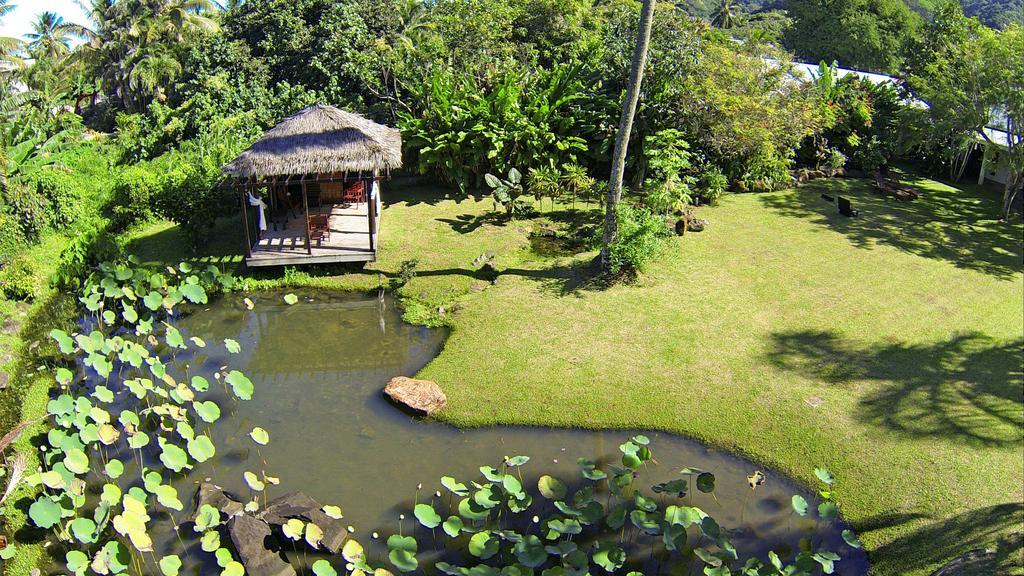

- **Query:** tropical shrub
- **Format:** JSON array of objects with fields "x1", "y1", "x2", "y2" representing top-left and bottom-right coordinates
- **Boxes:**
[
  {"x1": 484, "y1": 168, "x2": 533, "y2": 218},
  {"x1": 108, "y1": 165, "x2": 162, "y2": 230},
  {"x1": 604, "y1": 203, "x2": 670, "y2": 275},
  {"x1": 0, "y1": 255, "x2": 40, "y2": 301},
  {"x1": 29, "y1": 170, "x2": 86, "y2": 230},
  {"x1": 0, "y1": 206, "x2": 28, "y2": 262},
  {"x1": 698, "y1": 164, "x2": 729, "y2": 204},
  {"x1": 643, "y1": 130, "x2": 697, "y2": 215},
  {"x1": 51, "y1": 223, "x2": 119, "y2": 289},
  {"x1": 1, "y1": 182, "x2": 50, "y2": 242},
  {"x1": 156, "y1": 166, "x2": 233, "y2": 251},
  {"x1": 399, "y1": 64, "x2": 592, "y2": 191}
]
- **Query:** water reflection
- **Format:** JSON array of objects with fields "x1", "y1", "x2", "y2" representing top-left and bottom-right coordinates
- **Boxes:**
[{"x1": 156, "y1": 290, "x2": 867, "y2": 574}]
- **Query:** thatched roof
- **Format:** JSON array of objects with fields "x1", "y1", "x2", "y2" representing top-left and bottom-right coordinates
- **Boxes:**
[{"x1": 222, "y1": 104, "x2": 402, "y2": 179}]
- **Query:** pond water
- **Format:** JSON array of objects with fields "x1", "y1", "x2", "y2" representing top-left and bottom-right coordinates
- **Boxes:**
[{"x1": 75, "y1": 290, "x2": 869, "y2": 574}]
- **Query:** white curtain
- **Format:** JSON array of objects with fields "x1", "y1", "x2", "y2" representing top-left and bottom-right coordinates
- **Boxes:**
[{"x1": 247, "y1": 192, "x2": 268, "y2": 232}]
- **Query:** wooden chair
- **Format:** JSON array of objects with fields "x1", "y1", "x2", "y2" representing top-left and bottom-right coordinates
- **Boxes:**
[
  {"x1": 343, "y1": 180, "x2": 365, "y2": 203},
  {"x1": 308, "y1": 214, "x2": 331, "y2": 245}
]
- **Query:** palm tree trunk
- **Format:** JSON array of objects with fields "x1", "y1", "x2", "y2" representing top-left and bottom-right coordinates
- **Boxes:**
[{"x1": 601, "y1": 0, "x2": 657, "y2": 269}]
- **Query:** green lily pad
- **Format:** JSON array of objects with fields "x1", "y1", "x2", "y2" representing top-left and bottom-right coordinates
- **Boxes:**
[
  {"x1": 187, "y1": 435, "x2": 216, "y2": 462},
  {"x1": 442, "y1": 515, "x2": 464, "y2": 537},
  {"x1": 225, "y1": 370, "x2": 253, "y2": 400},
  {"x1": 29, "y1": 496, "x2": 62, "y2": 528},
  {"x1": 159, "y1": 555, "x2": 182, "y2": 576},
  {"x1": 792, "y1": 494, "x2": 809, "y2": 516},
  {"x1": 195, "y1": 400, "x2": 220, "y2": 423},
  {"x1": 469, "y1": 531, "x2": 499, "y2": 559},
  {"x1": 538, "y1": 475, "x2": 567, "y2": 500},
  {"x1": 283, "y1": 293, "x2": 299, "y2": 305},
  {"x1": 415, "y1": 503, "x2": 442, "y2": 528},
  {"x1": 312, "y1": 560, "x2": 338, "y2": 576},
  {"x1": 249, "y1": 427, "x2": 269, "y2": 445},
  {"x1": 64, "y1": 448, "x2": 90, "y2": 475}
]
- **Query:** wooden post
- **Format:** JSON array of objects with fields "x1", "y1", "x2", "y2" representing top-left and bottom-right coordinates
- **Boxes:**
[
  {"x1": 302, "y1": 180, "x2": 312, "y2": 255},
  {"x1": 367, "y1": 177, "x2": 376, "y2": 253},
  {"x1": 240, "y1": 186, "x2": 252, "y2": 258}
]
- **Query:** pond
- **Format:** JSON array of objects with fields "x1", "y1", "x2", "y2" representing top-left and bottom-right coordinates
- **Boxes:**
[
  {"x1": 168, "y1": 290, "x2": 868, "y2": 574},
  {"x1": 69, "y1": 289, "x2": 868, "y2": 575}
]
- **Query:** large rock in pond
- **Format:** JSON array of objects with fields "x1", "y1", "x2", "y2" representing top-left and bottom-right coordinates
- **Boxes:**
[
  {"x1": 261, "y1": 492, "x2": 348, "y2": 554},
  {"x1": 228, "y1": 515, "x2": 297, "y2": 576},
  {"x1": 194, "y1": 482, "x2": 245, "y2": 519},
  {"x1": 384, "y1": 376, "x2": 446, "y2": 415}
]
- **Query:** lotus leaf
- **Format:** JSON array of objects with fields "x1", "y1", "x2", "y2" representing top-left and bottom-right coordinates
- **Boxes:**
[
  {"x1": 342, "y1": 539, "x2": 365, "y2": 563},
  {"x1": 593, "y1": 545, "x2": 625, "y2": 572},
  {"x1": 323, "y1": 504, "x2": 343, "y2": 519},
  {"x1": 156, "y1": 485, "x2": 184, "y2": 510},
  {"x1": 415, "y1": 503, "x2": 442, "y2": 528},
  {"x1": 29, "y1": 496, "x2": 62, "y2": 528},
  {"x1": 441, "y1": 476, "x2": 469, "y2": 496},
  {"x1": 225, "y1": 370, "x2": 253, "y2": 400},
  {"x1": 187, "y1": 435, "x2": 216, "y2": 462},
  {"x1": 201, "y1": 530, "x2": 221, "y2": 552},
  {"x1": 244, "y1": 471, "x2": 265, "y2": 491},
  {"x1": 70, "y1": 517, "x2": 98, "y2": 543},
  {"x1": 214, "y1": 547, "x2": 233, "y2": 567},
  {"x1": 159, "y1": 555, "x2": 182, "y2": 576},
  {"x1": 696, "y1": 472, "x2": 716, "y2": 493},
  {"x1": 818, "y1": 501, "x2": 838, "y2": 521},
  {"x1": 312, "y1": 560, "x2": 338, "y2": 576},
  {"x1": 249, "y1": 426, "x2": 269, "y2": 445},
  {"x1": 469, "y1": 531, "x2": 499, "y2": 559},
  {"x1": 283, "y1": 518, "x2": 304, "y2": 540},
  {"x1": 224, "y1": 338, "x2": 241, "y2": 353},
  {"x1": 64, "y1": 448, "x2": 90, "y2": 475},
  {"x1": 66, "y1": 550, "x2": 89, "y2": 574},
  {"x1": 791, "y1": 495, "x2": 809, "y2": 516},
  {"x1": 159, "y1": 440, "x2": 189, "y2": 472},
  {"x1": 222, "y1": 561, "x2": 244, "y2": 576},
  {"x1": 283, "y1": 293, "x2": 299, "y2": 305},
  {"x1": 306, "y1": 522, "x2": 325, "y2": 548},
  {"x1": 513, "y1": 534, "x2": 546, "y2": 567},
  {"x1": 194, "y1": 504, "x2": 220, "y2": 532},
  {"x1": 538, "y1": 475, "x2": 566, "y2": 500},
  {"x1": 442, "y1": 515, "x2": 464, "y2": 537}
]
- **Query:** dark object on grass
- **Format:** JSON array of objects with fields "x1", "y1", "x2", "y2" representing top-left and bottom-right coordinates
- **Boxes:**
[
  {"x1": 675, "y1": 216, "x2": 707, "y2": 235},
  {"x1": 838, "y1": 196, "x2": 858, "y2": 217},
  {"x1": 873, "y1": 172, "x2": 919, "y2": 200},
  {"x1": 821, "y1": 193, "x2": 834, "y2": 202}
]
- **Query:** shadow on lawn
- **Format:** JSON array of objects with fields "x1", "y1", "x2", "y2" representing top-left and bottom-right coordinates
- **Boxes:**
[
  {"x1": 766, "y1": 330, "x2": 1023, "y2": 447},
  {"x1": 855, "y1": 503, "x2": 1023, "y2": 575},
  {"x1": 758, "y1": 178, "x2": 1024, "y2": 280}
]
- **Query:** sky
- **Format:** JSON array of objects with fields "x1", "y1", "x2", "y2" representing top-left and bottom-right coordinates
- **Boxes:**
[{"x1": 0, "y1": 0, "x2": 89, "y2": 42}]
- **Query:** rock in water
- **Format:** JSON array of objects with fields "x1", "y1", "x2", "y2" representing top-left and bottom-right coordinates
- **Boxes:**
[
  {"x1": 228, "y1": 515, "x2": 296, "y2": 576},
  {"x1": 261, "y1": 492, "x2": 347, "y2": 554},
  {"x1": 383, "y1": 376, "x2": 447, "y2": 415},
  {"x1": 194, "y1": 482, "x2": 245, "y2": 519}
]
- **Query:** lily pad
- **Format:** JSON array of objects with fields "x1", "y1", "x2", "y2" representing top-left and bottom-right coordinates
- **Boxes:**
[
  {"x1": 249, "y1": 427, "x2": 269, "y2": 445},
  {"x1": 159, "y1": 555, "x2": 182, "y2": 576},
  {"x1": 415, "y1": 503, "x2": 442, "y2": 529},
  {"x1": 538, "y1": 475, "x2": 567, "y2": 500}
]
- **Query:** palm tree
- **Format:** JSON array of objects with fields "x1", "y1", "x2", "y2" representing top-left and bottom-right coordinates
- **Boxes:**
[
  {"x1": 0, "y1": 0, "x2": 23, "y2": 66},
  {"x1": 64, "y1": 0, "x2": 218, "y2": 111},
  {"x1": 711, "y1": 0, "x2": 740, "y2": 28},
  {"x1": 26, "y1": 11, "x2": 73, "y2": 59},
  {"x1": 601, "y1": 0, "x2": 657, "y2": 270}
]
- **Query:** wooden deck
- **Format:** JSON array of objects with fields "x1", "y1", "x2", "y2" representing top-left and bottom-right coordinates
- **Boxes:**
[{"x1": 245, "y1": 202, "x2": 377, "y2": 267}]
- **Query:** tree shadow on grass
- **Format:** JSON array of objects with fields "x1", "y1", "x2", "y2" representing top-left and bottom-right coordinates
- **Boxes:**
[
  {"x1": 855, "y1": 503, "x2": 1023, "y2": 575},
  {"x1": 766, "y1": 330, "x2": 1023, "y2": 447},
  {"x1": 758, "y1": 178, "x2": 1024, "y2": 280}
]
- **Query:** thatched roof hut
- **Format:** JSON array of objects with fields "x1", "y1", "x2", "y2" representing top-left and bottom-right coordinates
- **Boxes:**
[
  {"x1": 222, "y1": 104, "x2": 402, "y2": 179},
  {"x1": 222, "y1": 104, "x2": 402, "y2": 268}
]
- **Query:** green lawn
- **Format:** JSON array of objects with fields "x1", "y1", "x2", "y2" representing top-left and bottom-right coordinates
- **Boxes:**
[{"x1": 126, "y1": 174, "x2": 1024, "y2": 575}]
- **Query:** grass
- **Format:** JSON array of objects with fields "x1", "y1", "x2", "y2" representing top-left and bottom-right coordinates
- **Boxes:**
[
  {"x1": 0, "y1": 231, "x2": 80, "y2": 575},
  {"x1": 122, "y1": 174, "x2": 1024, "y2": 574}
]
